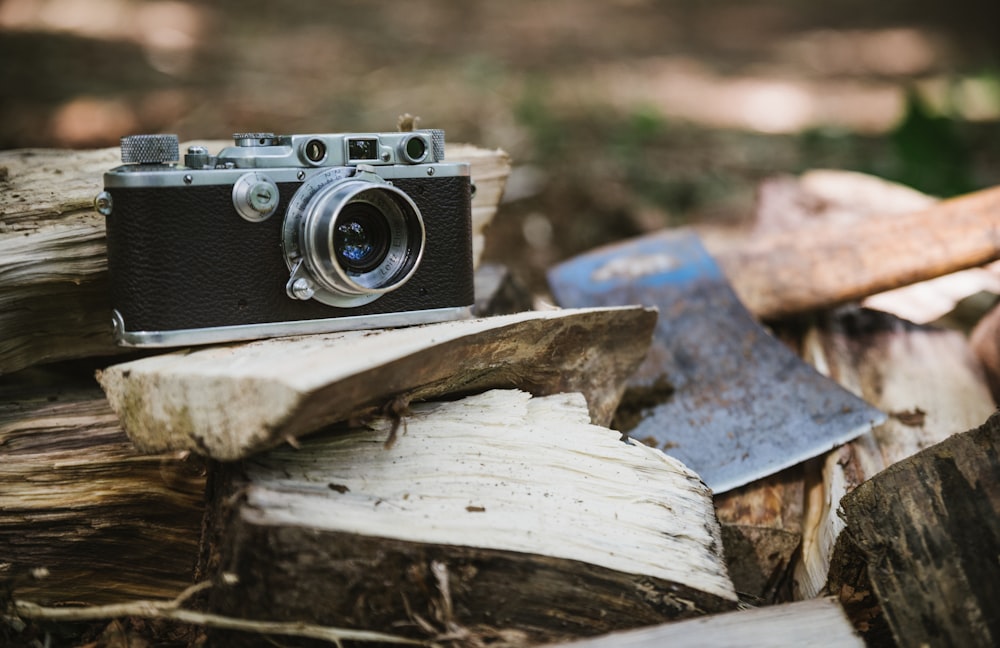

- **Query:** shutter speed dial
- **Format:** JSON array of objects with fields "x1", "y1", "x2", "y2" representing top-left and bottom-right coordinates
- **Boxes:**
[{"x1": 232, "y1": 172, "x2": 280, "y2": 222}]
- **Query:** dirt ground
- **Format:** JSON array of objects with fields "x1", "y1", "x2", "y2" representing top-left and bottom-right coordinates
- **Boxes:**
[{"x1": 2, "y1": 0, "x2": 999, "y2": 291}]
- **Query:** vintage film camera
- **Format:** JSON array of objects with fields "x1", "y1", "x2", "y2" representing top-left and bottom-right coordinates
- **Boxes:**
[{"x1": 95, "y1": 130, "x2": 474, "y2": 347}]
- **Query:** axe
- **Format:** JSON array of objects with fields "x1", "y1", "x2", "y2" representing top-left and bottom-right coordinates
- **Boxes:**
[{"x1": 548, "y1": 185, "x2": 1000, "y2": 492}]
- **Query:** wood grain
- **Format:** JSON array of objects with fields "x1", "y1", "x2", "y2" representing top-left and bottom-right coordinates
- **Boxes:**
[
  {"x1": 794, "y1": 308, "x2": 996, "y2": 602},
  {"x1": 831, "y1": 411, "x2": 1000, "y2": 647},
  {"x1": 0, "y1": 379, "x2": 205, "y2": 605},
  {"x1": 713, "y1": 468, "x2": 804, "y2": 604}
]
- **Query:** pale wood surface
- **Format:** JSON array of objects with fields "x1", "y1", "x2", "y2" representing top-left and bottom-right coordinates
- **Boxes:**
[
  {"x1": 447, "y1": 143, "x2": 511, "y2": 266},
  {"x1": 206, "y1": 389, "x2": 736, "y2": 646},
  {"x1": 754, "y1": 169, "x2": 937, "y2": 231},
  {"x1": 0, "y1": 142, "x2": 509, "y2": 375},
  {"x1": 97, "y1": 306, "x2": 657, "y2": 460},
  {"x1": 545, "y1": 597, "x2": 862, "y2": 648}
]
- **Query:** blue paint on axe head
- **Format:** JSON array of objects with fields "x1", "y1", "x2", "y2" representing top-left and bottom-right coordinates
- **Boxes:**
[{"x1": 550, "y1": 230, "x2": 722, "y2": 297}]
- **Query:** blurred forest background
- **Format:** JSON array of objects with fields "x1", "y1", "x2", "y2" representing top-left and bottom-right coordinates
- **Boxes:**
[{"x1": 2, "y1": 0, "x2": 999, "y2": 289}]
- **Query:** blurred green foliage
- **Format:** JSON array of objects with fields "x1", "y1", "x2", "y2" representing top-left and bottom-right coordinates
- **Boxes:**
[
  {"x1": 514, "y1": 78, "x2": 567, "y2": 161},
  {"x1": 608, "y1": 106, "x2": 700, "y2": 215},
  {"x1": 887, "y1": 90, "x2": 975, "y2": 197}
]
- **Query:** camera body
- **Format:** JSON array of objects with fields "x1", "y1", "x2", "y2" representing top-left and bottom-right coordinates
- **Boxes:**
[{"x1": 98, "y1": 131, "x2": 474, "y2": 347}]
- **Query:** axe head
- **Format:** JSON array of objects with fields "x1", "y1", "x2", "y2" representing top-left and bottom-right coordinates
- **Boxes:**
[{"x1": 548, "y1": 229, "x2": 885, "y2": 493}]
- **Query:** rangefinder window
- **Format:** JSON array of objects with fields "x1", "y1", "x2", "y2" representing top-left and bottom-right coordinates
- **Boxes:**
[
  {"x1": 304, "y1": 139, "x2": 327, "y2": 163},
  {"x1": 396, "y1": 135, "x2": 427, "y2": 164},
  {"x1": 348, "y1": 138, "x2": 379, "y2": 162}
]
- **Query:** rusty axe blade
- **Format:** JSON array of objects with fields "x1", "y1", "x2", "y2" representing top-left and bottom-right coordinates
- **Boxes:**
[{"x1": 548, "y1": 229, "x2": 885, "y2": 493}]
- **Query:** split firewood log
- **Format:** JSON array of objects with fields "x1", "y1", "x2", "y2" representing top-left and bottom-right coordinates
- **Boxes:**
[
  {"x1": 96, "y1": 306, "x2": 656, "y2": 460},
  {"x1": 718, "y1": 170, "x2": 998, "y2": 601},
  {"x1": 3, "y1": 305, "x2": 656, "y2": 633},
  {"x1": 0, "y1": 370, "x2": 205, "y2": 605},
  {"x1": 794, "y1": 308, "x2": 995, "y2": 622},
  {"x1": 201, "y1": 389, "x2": 738, "y2": 646},
  {"x1": 544, "y1": 597, "x2": 862, "y2": 648},
  {"x1": 828, "y1": 410, "x2": 1000, "y2": 647}
]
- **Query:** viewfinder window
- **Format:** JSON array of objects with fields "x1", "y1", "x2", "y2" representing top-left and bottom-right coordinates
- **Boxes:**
[{"x1": 348, "y1": 138, "x2": 379, "y2": 162}]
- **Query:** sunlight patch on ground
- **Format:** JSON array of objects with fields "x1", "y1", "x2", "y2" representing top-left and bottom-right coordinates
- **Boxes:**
[
  {"x1": 776, "y1": 28, "x2": 940, "y2": 77},
  {"x1": 560, "y1": 57, "x2": 905, "y2": 134},
  {"x1": 0, "y1": 0, "x2": 208, "y2": 75},
  {"x1": 557, "y1": 54, "x2": 999, "y2": 134}
]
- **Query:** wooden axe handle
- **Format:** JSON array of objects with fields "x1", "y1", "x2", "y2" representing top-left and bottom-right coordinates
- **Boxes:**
[{"x1": 717, "y1": 185, "x2": 1000, "y2": 320}]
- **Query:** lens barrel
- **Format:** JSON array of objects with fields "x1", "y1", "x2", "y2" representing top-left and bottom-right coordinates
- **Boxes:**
[{"x1": 298, "y1": 179, "x2": 425, "y2": 306}]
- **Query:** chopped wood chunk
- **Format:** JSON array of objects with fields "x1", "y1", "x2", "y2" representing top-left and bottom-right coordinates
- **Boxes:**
[
  {"x1": 205, "y1": 389, "x2": 737, "y2": 645},
  {"x1": 97, "y1": 307, "x2": 657, "y2": 460},
  {"x1": 829, "y1": 410, "x2": 1000, "y2": 647},
  {"x1": 0, "y1": 383, "x2": 205, "y2": 605}
]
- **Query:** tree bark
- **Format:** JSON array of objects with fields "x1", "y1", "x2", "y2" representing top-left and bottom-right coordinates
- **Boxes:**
[{"x1": 829, "y1": 411, "x2": 1000, "y2": 648}]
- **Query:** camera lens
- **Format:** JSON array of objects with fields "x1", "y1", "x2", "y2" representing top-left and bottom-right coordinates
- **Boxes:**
[
  {"x1": 333, "y1": 204, "x2": 390, "y2": 274},
  {"x1": 292, "y1": 178, "x2": 425, "y2": 306}
]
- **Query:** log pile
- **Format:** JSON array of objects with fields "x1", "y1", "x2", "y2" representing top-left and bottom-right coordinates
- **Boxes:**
[{"x1": 2, "y1": 142, "x2": 1000, "y2": 648}]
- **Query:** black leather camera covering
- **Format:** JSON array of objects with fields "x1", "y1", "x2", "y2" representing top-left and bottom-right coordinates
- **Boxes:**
[{"x1": 105, "y1": 176, "x2": 474, "y2": 331}]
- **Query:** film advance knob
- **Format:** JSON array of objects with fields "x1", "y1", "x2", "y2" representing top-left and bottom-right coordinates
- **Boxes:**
[{"x1": 120, "y1": 134, "x2": 180, "y2": 165}]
